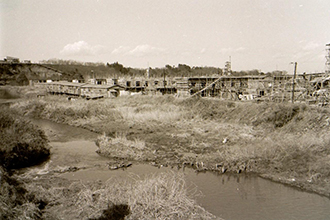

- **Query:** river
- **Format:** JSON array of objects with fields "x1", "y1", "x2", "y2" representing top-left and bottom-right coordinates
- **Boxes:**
[{"x1": 33, "y1": 119, "x2": 330, "y2": 220}]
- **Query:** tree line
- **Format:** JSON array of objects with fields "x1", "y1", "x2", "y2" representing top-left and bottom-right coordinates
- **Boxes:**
[{"x1": 40, "y1": 59, "x2": 287, "y2": 80}]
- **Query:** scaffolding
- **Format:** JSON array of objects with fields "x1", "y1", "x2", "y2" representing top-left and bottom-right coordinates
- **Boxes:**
[{"x1": 326, "y1": 43, "x2": 330, "y2": 75}]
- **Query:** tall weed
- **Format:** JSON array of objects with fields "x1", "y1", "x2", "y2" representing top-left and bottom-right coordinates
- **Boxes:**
[
  {"x1": 95, "y1": 133, "x2": 150, "y2": 160},
  {"x1": 253, "y1": 103, "x2": 303, "y2": 128},
  {"x1": 72, "y1": 172, "x2": 215, "y2": 219}
]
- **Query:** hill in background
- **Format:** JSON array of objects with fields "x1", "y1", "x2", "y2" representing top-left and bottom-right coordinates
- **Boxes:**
[{"x1": 1, "y1": 59, "x2": 286, "y2": 85}]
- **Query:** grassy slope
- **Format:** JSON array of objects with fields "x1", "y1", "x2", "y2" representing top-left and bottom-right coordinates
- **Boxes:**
[
  {"x1": 0, "y1": 110, "x2": 50, "y2": 169},
  {"x1": 0, "y1": 107, "x2": 51, "y2": 219}
]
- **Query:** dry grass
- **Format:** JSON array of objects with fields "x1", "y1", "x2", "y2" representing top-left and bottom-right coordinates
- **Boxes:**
[
  {"x1": 1, "y1": 85, "x2": 46, "y2": 99},
  {"x1": 95, "y1": 133, "x2": 152, "y2": 160},
  {"x1": 11, "y1": 202, "x2": 42, "y2": 220},
  {"x1": 258, "y1": 132, "x2": 330, "y2": 178},
  {"x1": 67, "y1": 172, "x2": 217, "y2": 219},
  {"x1": 12, "y1": 95, "x2": 330, "y2": 179},
  {"x1": 207, "y1": 130, "x2": 330, "y2": 181},
  {"x1": 117, "y1": 105, "x2": 183, "y2": 124},
  {"x1": 0, "y1": 168, "x2": 45, "y2": 220},
  {"x1": 107, "y1": 95, "x2": 189, "y2": 125},
  {"x1": 19, "y1": 172, "x2": 218, "y2": 219},
  {"x1": 10, "y1": 94, "x2": 186, "y2": 126},
  {"x1": 9, "y1": 90, "x2": 330, "y2": 196},
  {"x1": 10, "y1": 95, "x2": 122, "y2": 125}
]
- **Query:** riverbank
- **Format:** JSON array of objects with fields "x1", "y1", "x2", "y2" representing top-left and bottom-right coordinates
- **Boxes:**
[
  {"x1": 0, "y1": 109, "x2": 51, "y2": 219},
  {"x1": 6, "y1": 86, "x2": 330, "y2": 199},
  {"x1": 0, "y1": 119, "x2": 219, "y2": 220},
  {"x1": 11, "y1": 90, "x2": 330, "y2": 196},
  {"x1": 1, "y1": 90, "x2": 220, "y2": 219}
]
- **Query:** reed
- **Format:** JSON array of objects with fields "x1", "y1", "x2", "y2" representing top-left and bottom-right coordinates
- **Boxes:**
[
  {"x1": 95, "y1": 133, "x2": 151, "y2": 160},
  {"x1": 73, "y1": 172, "x2": 217, "y2": 219},
  {"x1": 117, "y1": 105, "x2": 183, "y2": 124}
]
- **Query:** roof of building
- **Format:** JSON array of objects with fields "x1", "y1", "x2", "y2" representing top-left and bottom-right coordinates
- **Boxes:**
[
  {"x1": 174, "y1": 75, "x2": 268, "y2": 81},
  {"x1": 5, "y1": 56, "x2": 19, "y2": 60},
  {"x1": 81, "y1": 84, "x2": 126, "y2": 89},
  {"x1": 50, "y1": 81, "x2": 88, "y2": 87}
]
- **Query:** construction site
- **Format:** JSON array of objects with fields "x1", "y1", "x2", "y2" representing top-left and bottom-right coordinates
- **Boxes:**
[
  {"x1": 1, "y1": 44, "x2": 330, "y2": 107},
  {"x1": 3, "y1": 1, "x2": 330, "y2": 219}
]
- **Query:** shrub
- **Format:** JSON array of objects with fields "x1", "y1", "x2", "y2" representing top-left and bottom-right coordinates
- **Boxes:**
[
  {"x1": 0, "y1": 167, "x2": 46, "y2": 220},
  {"x1": 0, "y1": 87, "x2": 20, "y2": 99},
  {"x1": 0, "y1": 107, "x2": 50, "y2": 169}
]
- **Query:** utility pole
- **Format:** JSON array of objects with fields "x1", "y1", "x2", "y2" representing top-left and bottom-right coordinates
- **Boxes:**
[
  {"x1": 91, "y1": 70, "x2": 94, "y2": 84},
  {"x1": 163, "y1": 69, "x2": 166, "y2": 89},
  {"x1": 291, "y1": 62, "x2": 297, "y2": 103}
]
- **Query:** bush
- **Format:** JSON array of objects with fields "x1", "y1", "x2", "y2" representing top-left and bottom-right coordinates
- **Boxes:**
[
  {"x1": 0, "y1": 167, "x2": 46, "y2": 220},
  {"x1": 0, "y1": 87, "x2": 20, "y2": 99},
  {"x1": 0, "y1": 107, "x2": 50, "y2": 169}
]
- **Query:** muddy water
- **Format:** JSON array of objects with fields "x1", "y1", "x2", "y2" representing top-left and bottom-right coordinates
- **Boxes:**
[{"x1": 34, "y1": 119, "x2": 330, "y2": 220}]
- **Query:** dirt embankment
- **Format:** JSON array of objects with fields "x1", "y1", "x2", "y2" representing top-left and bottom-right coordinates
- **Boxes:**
[{"x1": 9, "y1": 93, "x2": 330, "y2": 198}]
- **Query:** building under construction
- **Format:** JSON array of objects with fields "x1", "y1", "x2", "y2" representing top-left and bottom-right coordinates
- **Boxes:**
[
  {"x1": 29, "y1": 43, "x2": 330, "y2": 105},
  {"x1": 36, "y1": 72, "x2": 324, "y2": 105}
]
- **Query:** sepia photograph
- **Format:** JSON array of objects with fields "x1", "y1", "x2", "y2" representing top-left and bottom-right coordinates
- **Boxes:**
[{"x1": 1, "y1": 0, "x2": 330, "y2": 219}]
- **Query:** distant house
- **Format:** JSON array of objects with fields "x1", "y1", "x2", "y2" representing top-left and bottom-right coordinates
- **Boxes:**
[
  {"x1": 174, "y1": 75, "x2": 269, "y2": 99},
  {"x1": 80, "y1": 84, "x2": 125, "y2": 99},
  {"x1": 71, "y1": 72, "x2": 85, "y2": 83},
  {"x1": 89, "y1": 78, "x2": 107, "y2": 85},
  {"x1": 125, "y1": 79, "x2": 145, "y2": 93},
  {"x1": 4, "y1": 56, "x2": 20, "y2": 63},
  {"x1": 95, "y1": 79, "x2": 107, "y2": 85},
  {"x1": 45, "y1": 81, "x2": 85, "y2": 96}
]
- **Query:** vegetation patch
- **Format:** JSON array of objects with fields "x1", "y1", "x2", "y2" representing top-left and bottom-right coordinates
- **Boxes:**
[
  {"x1": 0, "y1": 87, "x2": 20, "y2": 99},
  {"x1": 23, "y1": 172, "x2": 217, "y2": 219},
  {"x1": 0, "y1": 168, "x2": 45, "y2": 220},
  {"x1": 0, "y1": 106, "x2": 51, "y2": 219},
  {"x1": 0, "y1": 107, "x2": 50, "y2": 169},
  {"x1": 252, "y1": 103, "x2": 302, "y2": 128},
  {"x1": 95, "y1": 133, "x2": 154, "y2": 161},
  {"x1": 8, "y1": 91, "x2": 330, "y2": 198}
]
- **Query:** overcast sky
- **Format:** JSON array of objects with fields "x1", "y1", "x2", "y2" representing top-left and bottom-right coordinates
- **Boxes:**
[{"x1": 1, "y1": 0, "x2": 329, "y2": 73}]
